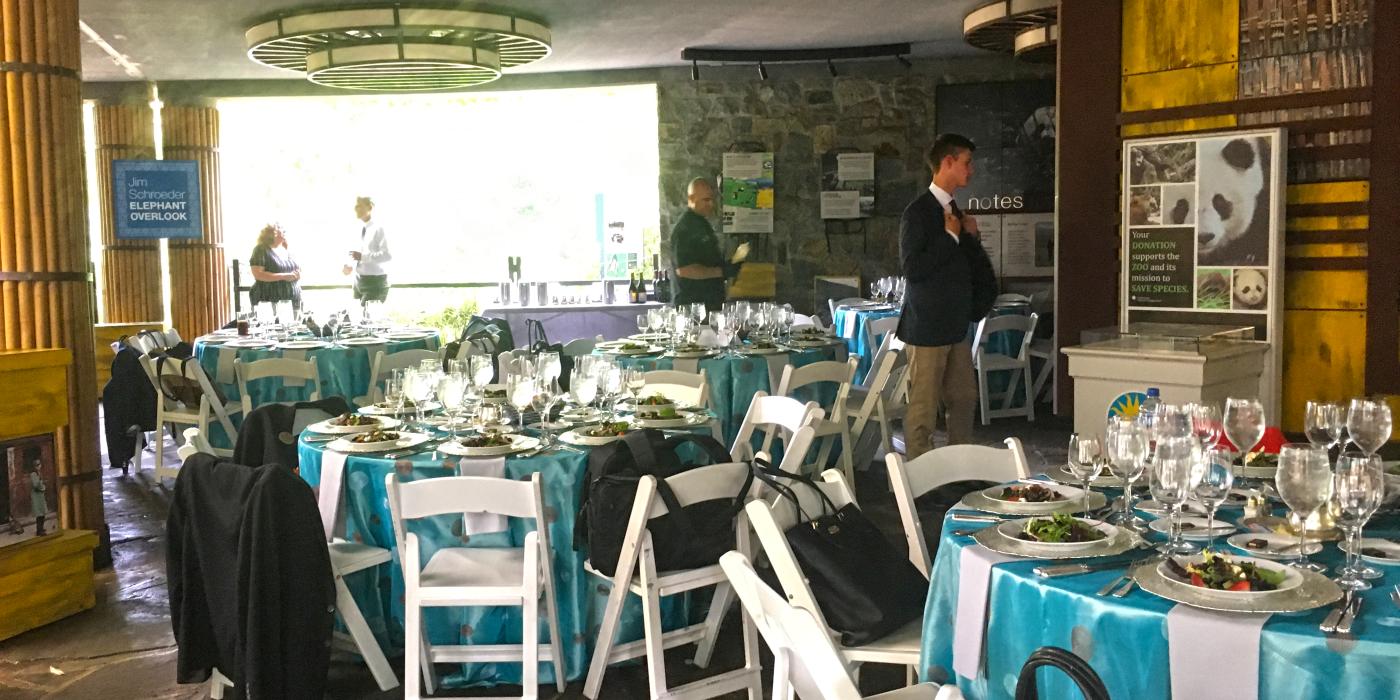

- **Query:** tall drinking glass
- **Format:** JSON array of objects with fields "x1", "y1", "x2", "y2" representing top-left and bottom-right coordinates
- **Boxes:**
[
  {"x1": 1066, "y1": 433, "x2": 1104, "y2": 516},
  {"x1": 1193, "y1": 447, "x2": 1235, "y2": 550},
  {"x1": 508, "y1": 373, "x2": 537, "y2": 429},
  {"x1": 1333, "y1": 452, "x2": 1385, "y2": 589},
  {"x1": 1189, "y1": 403, "x2": 1223, "y2": 449},
  {"x1": 1106, "y1": 417, "x2": 1149, "y2": 529},
  {"x1": 1223, "y1": 397, "x2": 1266, "y2": 468},
  {"x1": 436, "y1": 372, "x2": 467, "y2": 438},
  {"x1": 570, "y1": 367, "x2": 597, "y2": 418},
  {"x1": 1150, "y1": 436, "x2": 1198, "y2": 553},
  {"x1": 1346, "y1": 398, "x2": 1392, "y2": 457},
  {"x1": 1276, "y1": 443, "x2": 1333, "y2": 572},
  {"x1": 1304, "y1": 401, "x2": 1344, "y2": 451}
]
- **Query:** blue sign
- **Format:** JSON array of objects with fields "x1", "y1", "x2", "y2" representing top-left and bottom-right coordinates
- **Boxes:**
[{"x1": 112, "y1": 159, "x2": 202, "y2": 239}]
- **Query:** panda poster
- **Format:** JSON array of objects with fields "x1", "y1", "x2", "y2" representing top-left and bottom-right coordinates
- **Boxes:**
[
  {"x1": 1121, "y1": 129, "x2": 1282, "y2": 315},
  {"x1": 721, "y1": 152, "x2": 775, "y2": 234}
]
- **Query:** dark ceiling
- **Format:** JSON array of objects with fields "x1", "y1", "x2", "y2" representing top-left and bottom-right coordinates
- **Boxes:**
[{"x1": 77, "y1": 0, "x2": 989, "y2": 82}]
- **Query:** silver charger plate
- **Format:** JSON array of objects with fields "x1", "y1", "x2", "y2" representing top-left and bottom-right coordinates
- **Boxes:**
[
  {"x1": 1134, "y1": 560, "x2": 1342, "y2": 613},
  {"x1": 1045, "y1": 464, "x2": 1126, "y2": 488},
  {"x1": 959, "y1": 488, "x2": 1108, "y2": 516},
  {"x1": 972, "y1": 523, "x2": 1140, "y2": 560}
]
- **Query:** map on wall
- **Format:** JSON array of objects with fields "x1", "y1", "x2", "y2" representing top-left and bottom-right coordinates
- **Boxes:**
[{"x1": 722, "y1": 152, "x2": 774, "y2": 234}]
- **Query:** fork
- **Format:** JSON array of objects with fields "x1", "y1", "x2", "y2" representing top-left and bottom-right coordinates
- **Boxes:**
[
  {"x1": 1390, "y1": 584, "x2": 1400, "y2": 610},
  {"x1": 1097, "y1": 574, "x2": 1132, "y2": 597}
]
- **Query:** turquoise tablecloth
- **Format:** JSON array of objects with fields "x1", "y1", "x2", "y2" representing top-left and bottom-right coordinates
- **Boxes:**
[
  {"x1": 919, "y1": 500, "x2": 1400, "y2": 699},
  {"x1": 195, "y1": 335, "x2": 439, "y2": 406},
  {"x1": 610, "y1": 347, "x2": 843, "y2": 446},
  {"x1": 298, "y1": 436, "x2": 689, "y2": 688},
  {"x1": 832, "y1": 306, "x2": 900, "y2": 384}
]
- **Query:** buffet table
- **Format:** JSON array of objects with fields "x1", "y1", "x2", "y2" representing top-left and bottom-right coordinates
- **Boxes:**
[
  {"x1": 919, "y1": 497, "x2": 1400, "y2": 699},
  {"x1": 481, "y1": 301, "x2": 665, "y2": 345}
]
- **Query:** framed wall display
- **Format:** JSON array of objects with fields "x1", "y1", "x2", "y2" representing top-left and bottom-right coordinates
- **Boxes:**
[
  {"x1": 111, "y1": 159, "x2": 203, "y2": 240},
  {"x1": 820, "y1": 152, "x2": 875, "y2": 220},
  {"x1": 1, "y1": 434, "x2": 58, "y2": 549},
  {"x1": 721, "y1": 152, "x2": 774, "y2": 234},
  {"x1": 1119, "y1": 127, "x2": 1286, "y2": 416}
]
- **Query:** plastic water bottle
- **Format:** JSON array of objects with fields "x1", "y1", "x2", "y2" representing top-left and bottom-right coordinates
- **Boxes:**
[{"x1": 1139, "y1": 387, "x2": 1161, "y2": 462}]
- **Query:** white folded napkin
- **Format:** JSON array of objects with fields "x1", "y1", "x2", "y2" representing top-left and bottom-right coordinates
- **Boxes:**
[
  {"x1": 1167, "y1": 605, "x2": 1270, "y2": 700},
  {"x1": 842, "y1": 311, "x2": 858, "y2": 339},
  {"x1": 672, "y1": 358, "x2": 700, "y2": 374},
  {"x1": 457, "y1": 457, "x2": 509, "y2": 535},
  {"x1": 953, "y1": 544, "x2": 1022, "y2": 679},
  {"x1": 317, "y1": 450, "x2": 349, "y2": 541},
  {"x1": 697, "y1": 328, "x2": 719, "y2": 347},
  {"x1": 215, "y1": 346, "x2": 236, "y2": 384}
]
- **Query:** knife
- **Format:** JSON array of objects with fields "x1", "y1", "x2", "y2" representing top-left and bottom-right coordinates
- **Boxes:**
[
  {"x1": 1336, "y1": 594, "x2": 1364, "y2": 635},
  {"x1": 1320, "y1": 591, "x2": 1353, "y2": 634},
  {"x1": 1035, "y1": 559, "x2": 1133, "y2": 578},
  {"x1": 950, "y1": 513, "x2": 1005, "y2": 523}
]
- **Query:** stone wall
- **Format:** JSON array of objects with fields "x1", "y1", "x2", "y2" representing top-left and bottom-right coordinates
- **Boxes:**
[{"x1": 655, "y1": 58, "x2": 1051, "y2": 313}]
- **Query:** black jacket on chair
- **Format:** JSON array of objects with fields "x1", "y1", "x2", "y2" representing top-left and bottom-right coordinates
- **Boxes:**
[
  {"x1": 166, "y1": 453, "x2": 334, "y2": 700},
  {"x1": 233, "y1": 397, "x2": 351, "y2": 469},
  {"x1": 102, "y1": 344, "x2": 158, "y2": 471},
  {"x1": 894, "y1": 191, "x2": 998, "y2": 347}
]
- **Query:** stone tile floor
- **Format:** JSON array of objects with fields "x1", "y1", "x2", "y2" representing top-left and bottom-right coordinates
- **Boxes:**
[{"x1": 0, "y1": 412, "x2": 1071, "y2": 699}]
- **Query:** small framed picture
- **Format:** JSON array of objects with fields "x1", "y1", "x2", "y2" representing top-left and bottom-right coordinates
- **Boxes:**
[{"x1": 3, "y1": 434, "x2": 58, "y2": 548}]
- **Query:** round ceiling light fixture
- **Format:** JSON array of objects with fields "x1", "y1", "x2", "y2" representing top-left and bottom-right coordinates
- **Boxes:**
[
  {"x1": 245, "y1": 4, "x2": 551, "y2": 91},
  {"x1": 962, "y1": 0, "x2": 1057, "y2": 61}
]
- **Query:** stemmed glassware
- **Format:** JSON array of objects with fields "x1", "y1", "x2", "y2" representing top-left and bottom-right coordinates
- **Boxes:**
[
  {"x1": 1066, "y1": 433, "x2": 1104, "y2": 516},
  {"x1": 1333, "y1": 451, "x2": 1385, "y2": 589},
  {"x1": 435, "y1": 372, "x2": 468, "y2": 438},
  {"x1": 1345, "y1": 398, "x2": 1392, "y2": 457},
  {"x1": 624, "y1": 367, "x2": 646, "y2": 404},
  {"x1": 1105, "y1": 417, "x2": 1149, "y2": 529},
  {"x1": 507, "y1": 372, "x2": 538, "y2": 430},
  {"x1": 1192, "y1": 447, "x2": 1235, "y2": 550},
  {"x1": 1149, "y1": 435, "x2": 1198, "y2": 553},
  {"x1": 408, "y1": 368, "x2": 439, "y2": 429},
  {"x1": 598, "y1": 365, "x2": 624, "y2": 421},
  {"x1": 1276, "y1": 443, "x2": 1333, "y2": 573},
  {"x1": 570, "y1": 367, "x2": 597, "y2": 419},
  {"x1": 1224, "y1": 397, "x2": 1266, "y2": 468},
  {"x1": 1188, "y1": 403, "x2": 1223, "y2": 450},
  {"x1": 1304, "y1": 401, "x2": 1345, "y2": 454},
  {"x1": 531, "y1": 375, "x2": 563, "y2": 445},
  {"x1": 637, "y1": 314, "x2": 651, "y2": 335}
]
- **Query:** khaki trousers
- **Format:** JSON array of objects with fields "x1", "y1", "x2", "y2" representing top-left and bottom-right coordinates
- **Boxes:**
[{"x1": 904, "y1": 339, "x2": 977, "y2": 458}]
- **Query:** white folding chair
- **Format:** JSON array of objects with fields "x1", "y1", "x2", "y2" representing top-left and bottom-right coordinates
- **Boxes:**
[
  {"x1": 1028, "y1": 334, "x2": 1056, "y2": 406},
  {"x1": 496, "y1": 348, "x2": 534, "y2": 384},
  {"x1": 234, "y1": 357, "x2": 321, "y2": 416},
  {"x1": 720, "y1": 552, "x2": 963, "y2": 700},
  {"x1": 746, "y1": 469, "x2": 922, "y2": 678},
  {"x1": 971, "y1": 312, "x2": 1039, "y2": 424},
  {"x1": 642, "y1": 368, "x2": 710, "y2": 408},
  {"x1": 862, "y1": 315, "x2": 900, "y2": 366},
  {"x1": 840, "y1": 349, "x2": 908, "y2": 471},
  {"x1": 776, "y1": 357, "x2": 858, "y2": 481},
  {"x1": 562, "y1": 336, "x2": 602, "y2": 358},
  {"x1": 357, "y1": 348, "x2": 441, "y2": 406},
  {"x1": 828, "y1": 297, "x2": 867, "y2": 331},
  {"x1": 884, "y1": 438, "x2": 1031, "y2": 577},
  {"x1": 582, "y1": 460, "x2": 766, "y2": 700},
  {"x1": 729, "y1": 391, "x2": 823, "y2": 465},
  {"x1": 386, "y1": 472, "x2": 565, "y2": 700},
  {"x1": 147, "y1": 357, "x2": 241, "y2": 482}
]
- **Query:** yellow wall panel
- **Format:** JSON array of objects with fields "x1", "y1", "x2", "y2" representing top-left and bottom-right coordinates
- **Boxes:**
[
  {"x1": 1288, "y1": 181, "x2": 1370, "y2": 204},
  {"x1": 1284, "y1": 270, "x2": 1367, "y2": 310},
  {"x1": 1122, "y1": 0, "x2": 1239, "y2": 75},
  {"x1": 1122, "y1": 63, "x2": 1240, "y2": 111},
  {"x1": 1285, "y1": 243, "x2": 1368, "y2": 258},
  {"x1": 1282, "y1": 310, "x2": 1366, "y2": 432},
  {"x1": 1287, "y1": 215, "x2": 1369, "y2": 231}
]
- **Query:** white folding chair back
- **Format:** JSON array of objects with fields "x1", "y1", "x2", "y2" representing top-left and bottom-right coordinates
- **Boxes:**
[
  {"x1": 844, "y1": 349, "x2": 907, "y2": 469},
  {"x1": 642, "y1": 368, "x2": 710, "y2": 408},
  {"x1": 864, "y1": 315, "x2": 900, "y2": 359},
  {"x1": 720, "y1": 552, "x2": 963, "y2": 700},
  {"x1": 496, "y1": 348, "x2": 534, "y2": 383},
  {"x1": 358, "y1": 348, "x2": 440, "y2": 406},
  {"x1": 235, "y1": 357, "x2": 321, "y2": 415},
  {"x1": 776, "y1": 357, "x2": 858, "y2": 480},
  {"x1": 386, "y1": 472, "x2": 564, "y2": 699},
  {"x1": 1028, "y1": 334, "x2": 1056, "y2": 406},
  {"x1": 828, "y1": 297, "x2": 867, "y2": 328},
  {"x1": 729, "y1": 391, "x2": 823, "y2": 465},
  {"x1": 583, "y1": 460, "x2": 763, "y2": 700},
  {"x1": 745, "y1": 470, "x2": 923, "y2": 672},
  {"x1": 562, "y1": 336, "x2": 601, "y2": 357},
  {"x1": 972, "y1": 312, "x2": 1039, "y2": 424},
  {"x1": 150, "y1": 358, "x2": 240, "y2": 481},
  {"x1": 884, "y1": 437, "x2": 1030, "y2": 576}
]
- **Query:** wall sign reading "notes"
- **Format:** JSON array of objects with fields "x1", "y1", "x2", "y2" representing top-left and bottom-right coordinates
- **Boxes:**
[{"x1": 112, "y1": 159, "x2": 203, "y2": 240}]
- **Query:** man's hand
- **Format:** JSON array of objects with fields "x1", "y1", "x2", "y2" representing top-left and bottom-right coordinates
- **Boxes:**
[
  {"x1": 350, "y1": 250, "x2": 362, "y2": 261},
  {"x1": 944, "y1": 211, "x2": 962, "y2": 236},
  {"x1": 962, "y1": 214, "x2": 980, "y2": 238},
  {"x1": 731, "y1": 242, "x2": 751, "y2": 264}
]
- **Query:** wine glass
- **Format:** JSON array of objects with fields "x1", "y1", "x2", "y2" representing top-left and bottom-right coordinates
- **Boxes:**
[
  {"x1": 599, "y1": 365, "x2": 624, "y2": 421},
  {"x1": 1276, "y1": 443, "x2": 1333, "y2": 573},
  {"x1": 1223, "y1": 397, "x2": 1266, "y2": 468},
  {"x1": 1149, "y1": 435, "x2": 1198, "y2": 554},
  {"x1": 1345, "y1": 398, "x2": 1392, "y2": 457},
  {"x1": 637, "y1": 314, "x2": 650, "y2": 335},
  {"x1": 408, "y1": 368, "x2": 439, "y2": 429},
  {"x1": 1304, "y1": 401, "x2": 1344, "y2": 453},
  {"x1": 436, "y1": 372, "x2": 468, "y2": 438},
  {"x1": 570, "y1": 367, "x2": 597, "y2": 420},
  {"x1": 1066, "y1": 433, "x2": 1103, "y2": 516},
  {"x1": 624, "y1": 367, "x2": 646, "y2": 403},
  {"x1": 537, "y1": 351, "x2": 562, "y2": 388},
  {"x1": 1333, "y1": 451, "x2": 1385, "y2": 589},
  {"x1": 689, "y1": 303, "x2": 707, "y2": 325},
  {"x1": 508, "y1": 373, "x2": 538, "y2": 429},
  {"x1": 1105, "y1": 417, "x2": 1149, "y2": 529},
  {"x1": 531, "y1": 377, "x2": 562, "y2": 445},
  {"x1": 1188, "y1": 403, "x2": 1223, "y2": 450},
  {"x1": 1192, "y1": 447, "x2": 1234, "y2": 551}
]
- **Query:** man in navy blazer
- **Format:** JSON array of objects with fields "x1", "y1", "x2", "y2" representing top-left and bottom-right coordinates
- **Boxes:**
[{"x1": 895, "y1": 134, "x2": 997, "y2": 455}]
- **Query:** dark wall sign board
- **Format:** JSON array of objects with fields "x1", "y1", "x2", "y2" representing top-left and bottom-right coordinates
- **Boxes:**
[
  {"x1": 112, "y1": 159, "x2": 203, "y2": 240},
  {"x1": 935, "y1": 80, "x2": 1056, "y2": 215}
]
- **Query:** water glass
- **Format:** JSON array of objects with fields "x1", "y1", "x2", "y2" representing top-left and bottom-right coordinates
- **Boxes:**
[
  {"x1": 1066, "y1": 433, "x2": 1104, "y2": 516},
  {"x1": 1346, "y1": 398, "x2": 1392, "y2": 457},
  {"x1": 436, "y1": 372, "x2": 468, "y2": 437},
  {"x1": 1192, "y1": 447, "x2": 1234, "y2": 550},
  {"x1": 1304, "y1": 401, "x2": 1344, "y2": 451},
  {"x1": 1334, "y1": 451, "x2": 1385, "y2": 588},
  {"x1": 1224, "y1": 397, "x2": 1266, "y2": 467},
  {"x1": 1277, "y1": 443, "x2": 1333, "y2": 572},
  {"x1": 637, "y1": 314, "x2": 650, "y2": 334},
  {"x1": 508, "y1": 374, "x2": 538, "y2": 429},
  {"x1": 570, "y1": 367, "x2": 597, "y2": 410},
  {"x1": 1188, "y1": 403, "x2": 1223, "y2": 449},
  {"x1": 1150, "y1": 436, "x2": 1198, "y2": 553},
  {"x1": 1106, "y1": 417, "x2": 1149, "y2": 529}
]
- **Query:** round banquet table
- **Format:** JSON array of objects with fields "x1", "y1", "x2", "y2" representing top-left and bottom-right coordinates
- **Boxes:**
[
  {"x1": 832, "y1": 304, "x2": 900, "y2": 384},
  {"x1": 919, "y1": 494, "x2": 1400, "y2": 700},
  {"x1": 607, "y1": 344, "x2": 847, "y2": 446},
  {"x1": 297, "y1": 430, "x2": 699, "y2": 688}
]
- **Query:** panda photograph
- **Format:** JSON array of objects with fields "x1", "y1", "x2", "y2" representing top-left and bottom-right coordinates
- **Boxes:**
[
  {"x1": 1197, "y1": 135, "x2": 1273, "y2": 266},
  {"x1": 1232, "y1": 268, "x2": 1269, "y2": 311}
]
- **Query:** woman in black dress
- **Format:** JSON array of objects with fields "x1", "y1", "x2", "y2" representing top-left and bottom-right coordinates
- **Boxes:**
[{"x1": 249, "y1": 223, "x2": 302, "y2": 310}]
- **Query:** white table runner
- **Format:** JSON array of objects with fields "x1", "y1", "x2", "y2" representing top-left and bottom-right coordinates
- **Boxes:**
[
  {"x1": 317, "y1": 450, "x2": 349, "y2": 540},
  {"x1": 457, "y1": 457, "x2": 509, "y2": 535},
  {"x1": 1167, "y1": 604, "x2": 1270, "y2": 700},
  {"x1": 952, "y1": 543, "x2": 1022, "y2": 679}
]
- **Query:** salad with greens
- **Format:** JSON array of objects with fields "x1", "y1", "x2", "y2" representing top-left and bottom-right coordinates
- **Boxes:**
[
  {"x1": 1166, "y1": 551, "x2": 1285, "y2": 592},
  {"x1": 1015, "y1": 513, "x2": 1106, "y2": 543}
]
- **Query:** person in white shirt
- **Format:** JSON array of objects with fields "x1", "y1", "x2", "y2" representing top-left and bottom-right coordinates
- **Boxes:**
[{"x1": 343, "y1": 196, "x2": 392, "y2": 302}]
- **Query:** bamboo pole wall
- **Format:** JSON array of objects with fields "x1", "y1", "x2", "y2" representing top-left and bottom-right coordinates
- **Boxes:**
[
  {"x1": 163, "y1": 105, "x2": 228, "y2": 337},
  {"x1": 0, "y1": 0, "x2": 103, "y2": 531},
  {"x1": 93, "y1": 103, "x2": 161, "y2": 323}
]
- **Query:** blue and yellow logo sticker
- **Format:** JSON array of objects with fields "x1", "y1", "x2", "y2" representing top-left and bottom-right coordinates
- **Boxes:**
[{"x1": 1109, "y1": 391, "x2": 1148, "y2": 420}]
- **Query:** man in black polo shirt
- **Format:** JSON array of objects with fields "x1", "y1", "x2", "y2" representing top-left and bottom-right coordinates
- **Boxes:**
[{"x1": 670, "y1": 178, "x2": 749, "y2": 310}]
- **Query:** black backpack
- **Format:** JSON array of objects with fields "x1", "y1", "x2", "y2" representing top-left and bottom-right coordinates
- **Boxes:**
[{"x1": 575, "y1": 429, "x2": 749, "y2": 576}]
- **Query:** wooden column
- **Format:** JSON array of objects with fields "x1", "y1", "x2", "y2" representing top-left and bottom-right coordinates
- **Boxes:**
[
  {"x1": 1054, "y1": 0, "x2": 1123, "y2": 413},
  {"x1": 0, "y1": 0, "x2": 103, "y2": 532},
  {"x1": 163, "y1": 105, "x2": 228, "y2": 337},
  {"x1": 93, "y1": 103, "x2": 161, "y2": 323},
  {"x1": 1367, "y1": 1, "x2": 1400, "y2": 395}
]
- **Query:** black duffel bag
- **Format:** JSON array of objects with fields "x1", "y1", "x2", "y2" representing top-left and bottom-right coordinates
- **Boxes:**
[
  {"x1": 576, "y1": 429, "x2": 747, "y2": 576},
  {"x1": 525, "y1": 319, "x2": 574, "y2": 391},
  {"x1": 752, "y1": 465, "x2": 929, "y2": 647}
]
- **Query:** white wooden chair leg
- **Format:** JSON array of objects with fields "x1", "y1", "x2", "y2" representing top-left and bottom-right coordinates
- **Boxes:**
[
  {"x1": 419, "y1": 626, "x2": 438, "y2": 695},
  {"x1": 404, "y1": 599, "x2": 422, "y2": 700},
  {"x1": 977, "y1": 364, "x2": 991, "y2": 426},
  {"x1": 907, "y1": 664, "x2": 917, "y2": 686},
  {"x1": 838, "y1": 430, "x2": 855, "y2": 486},
  {"x1": 335, "y1": 576, "x2": 399, "y2": 691},
  {"x1": 739, "y1": 604, "x2": 763, "y2": 700},
  {"x1": 542, "y1": 557, "x2": 566, "y2": 693},
  {"x1": 522, "y1": 543, "x2": 540, "y2": 700},
  {"x1": 691, "y1": 580, "x2": 734, "y2": 668},
  {"x1": 209, "y1": 668, "x2": 233, "y2": 699},
  {"x1": 1025, "y1": 366, "x2": 1036, "y2": 421},
  {"x1": 637, "y1": 542, "x2": 669, "y2": 700},
  {"x1": 583, "y1": 570, "x2": 632, "y2": 698}
]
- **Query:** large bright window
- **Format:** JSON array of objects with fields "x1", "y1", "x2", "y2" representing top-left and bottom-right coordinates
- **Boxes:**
[{"x1": 218, "y1": 84, "x2": 659, "y2": 316}]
